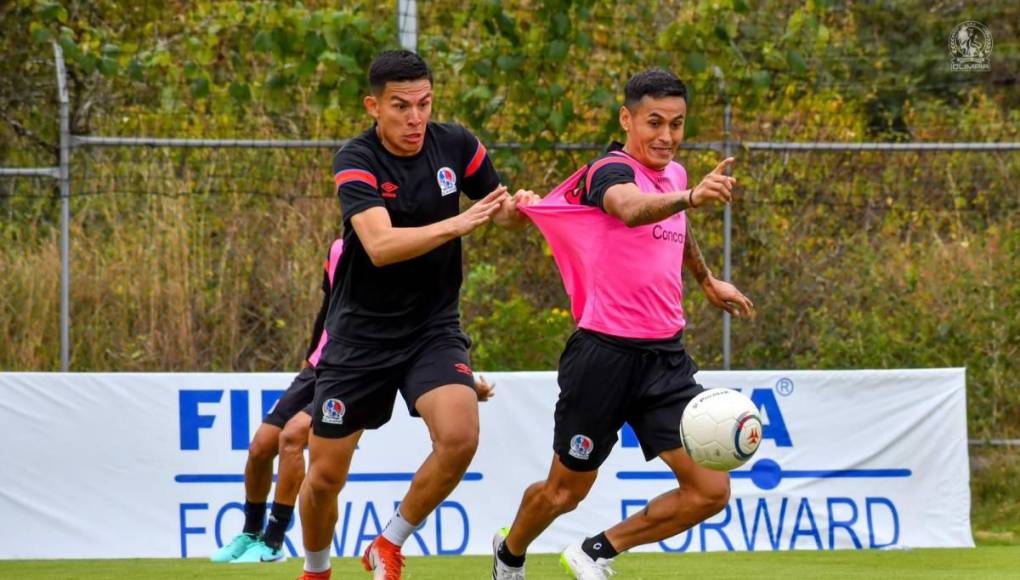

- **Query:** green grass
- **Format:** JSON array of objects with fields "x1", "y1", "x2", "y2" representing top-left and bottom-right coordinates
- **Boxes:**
[{"x1": 3, "y1": 548, "x2": 1019, "y2": 579}]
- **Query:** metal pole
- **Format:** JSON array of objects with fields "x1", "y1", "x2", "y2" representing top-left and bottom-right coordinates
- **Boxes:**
[
  {"x1": 397, "y1": 0, "x2": 417, "y2": 52},
  {"x1": 969, "y1": 439, "x2": 1020, "y2": 447},
  {"x1": 73, "y1": 136, "x2": 351, "y2": 149},
  {"x1": 722, "y1": 104, "x2": 732, "y2": 370},
  {"x1": 0, "y1": 167, "x2": 61, "y2": 177},
  {"x1": 53, "y1": 41, "x2": 71, "y2": 372},
  {"x1": 743, "y1": 141, "x2": 1020, "y2": 151}
]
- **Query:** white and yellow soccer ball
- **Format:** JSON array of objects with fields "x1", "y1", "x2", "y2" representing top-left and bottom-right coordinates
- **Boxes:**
[{"x1": 680, "y1": 388, "x2": 763, "y2": 471}]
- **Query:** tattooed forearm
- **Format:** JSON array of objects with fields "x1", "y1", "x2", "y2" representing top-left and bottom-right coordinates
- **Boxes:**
[
  {"x1": 683, "y1": 220, "x2": 711, "y2": 284},
  {"x1": 624, "y1": 191, "x2": 691, "y2": 227}
]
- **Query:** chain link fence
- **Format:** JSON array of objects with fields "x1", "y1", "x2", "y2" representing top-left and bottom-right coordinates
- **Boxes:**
[{"x1": 2, "y1": 6, "x2": 1018, "y2": 443}]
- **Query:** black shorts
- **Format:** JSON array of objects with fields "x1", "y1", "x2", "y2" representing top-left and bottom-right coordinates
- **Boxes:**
[
  {"x1": 553, "y1": 329, "x2": 704, "y2": 471},
  {"x1": 312, "y1": 327, "x2": 476, "y2": 438},
  {"x1": 263, "y1": 366, "x2": 317, "y2": 428}
]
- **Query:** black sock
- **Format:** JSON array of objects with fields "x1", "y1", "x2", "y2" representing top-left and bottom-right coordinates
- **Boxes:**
[
  {"x1": 581, "y1": 532, "x2": 619, "y2": 561},
  {"x1": 262, "y1": 503, "x2": 295, "y2": 550},
  {"x1": 497, "y1": 540, "x2": 526, "y2": 567},
  {"x1": 242, "y1": 501, "x2": 267, "y2": 536}
]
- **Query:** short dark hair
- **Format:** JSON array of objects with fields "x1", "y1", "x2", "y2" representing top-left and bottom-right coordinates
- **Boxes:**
[
  {"x1": 623, "y1": 69, "x2": 687, "y2": 109},
  {"x1": 369, "y1": 50, "x2": 433, "y2": 95}
]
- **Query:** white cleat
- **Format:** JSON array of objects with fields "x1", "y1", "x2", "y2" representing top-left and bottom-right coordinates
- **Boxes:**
[
  {"x1": 560, "y1": 543, "x2": 615, "y2": 579},
  {"x1": 491, "y1": 528, "x2": 526, "y2": 580}
]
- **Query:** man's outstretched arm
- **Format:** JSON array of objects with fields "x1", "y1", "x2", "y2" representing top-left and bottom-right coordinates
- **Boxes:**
[
  {"x1": 352, "y1": 185, "x2": 508, "y2": 267},
  {"x1": 603, "y1": 157, "x2": 736, "y2": 228}
]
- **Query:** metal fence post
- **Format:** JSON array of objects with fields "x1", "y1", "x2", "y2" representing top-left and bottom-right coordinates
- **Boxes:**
[
  {"x1": 397, "y1": 0, "x2": 417, "y2": 52},
  {"x1": 722, "y1": 104, "x2": 733, "y2": 370},
  {"x1": 53, "y1": 41, "x2": 71, "y2": 372}
]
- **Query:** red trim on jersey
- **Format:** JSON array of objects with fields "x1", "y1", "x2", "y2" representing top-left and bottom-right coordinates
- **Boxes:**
[
  {"x1": 465, "y1": 141, "x2": 487, "y2": 177},
  {"x1": 584, "y1": 157, "x2": 633, "y2": 195},
  {"x1": 334, "y1": 169, "x2": 378, "y2": 190}
]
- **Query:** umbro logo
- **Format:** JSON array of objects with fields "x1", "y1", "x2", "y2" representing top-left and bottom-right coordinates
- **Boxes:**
[{"x1": 381, "y1": 181, "x2": 399, "y2": 199}]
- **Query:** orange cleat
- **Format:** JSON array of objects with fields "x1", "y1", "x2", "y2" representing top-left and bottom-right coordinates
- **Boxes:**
[
  {"x1": 361, "y1": 536, "x2": 405, "y2": 579},
  {"x1": 296, "y1": 569, "x2": 331, "y2": 580}
]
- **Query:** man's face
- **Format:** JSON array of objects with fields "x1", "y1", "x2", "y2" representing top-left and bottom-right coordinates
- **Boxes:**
[
  {"x1": 619, "y1": 95, "x2": 687, "y2": 169},
  {"x1": 364, "y1": 79, "x2": 433, "y2": 156}
]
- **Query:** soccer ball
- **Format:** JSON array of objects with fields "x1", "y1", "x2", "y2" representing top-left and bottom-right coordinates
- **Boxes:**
[{"x1": 680, "y1": 388, "x2": 763, "y2": 471}]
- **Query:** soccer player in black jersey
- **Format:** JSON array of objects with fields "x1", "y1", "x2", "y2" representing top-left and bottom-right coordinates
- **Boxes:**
[
  {"x1": 209, "y1": 239, "x2": 496, "y2": 566},
  {"x1": 297, "y1": 50, "x2": 535, "y2": 580}
]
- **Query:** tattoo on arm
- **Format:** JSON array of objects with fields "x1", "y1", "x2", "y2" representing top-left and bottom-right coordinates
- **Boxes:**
[
  {"x1": 683, "y1": 220, "x2": 711, "y2": 284},
  {"x1": 671, "y1": 191, "x2": 692, "y2": 213},
  {"x1": 626, "y1": 192, "x2": 691, "y2": 227}
]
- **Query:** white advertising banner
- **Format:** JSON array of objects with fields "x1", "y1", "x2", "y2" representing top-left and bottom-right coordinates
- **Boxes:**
[{"x1": 0, "y1": 369, "x2": 972, "y2": 559}]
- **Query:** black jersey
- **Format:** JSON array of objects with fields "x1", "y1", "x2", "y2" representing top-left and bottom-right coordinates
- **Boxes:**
[{"x1": 326, "y1": 122, "x2": 500, "y2": 345}]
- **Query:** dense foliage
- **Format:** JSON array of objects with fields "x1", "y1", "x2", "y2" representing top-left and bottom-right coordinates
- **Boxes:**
[{"x1": 1, "y1": 0, "x2": 1017, "y2": 441}]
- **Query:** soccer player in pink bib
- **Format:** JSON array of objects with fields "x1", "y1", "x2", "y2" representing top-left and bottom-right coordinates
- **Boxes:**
[{"x1": 493, "y1": 69, "x2": 754, "y2": 579}]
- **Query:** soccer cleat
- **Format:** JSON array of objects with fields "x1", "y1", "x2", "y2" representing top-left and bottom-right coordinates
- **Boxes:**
[
  {"x1": 560, "y1": 543, "x2": 615, "y2": 579},
  {"x1": 361, "y1": 535, "x2": 405, "y2": 580},
  {"x1": 491, "y1": 527, "x2": 526, "y2": 580},
  {"x1": 231, "y1": 538, "x2": 287, "y2": 563},
  {"x1": 296, "y1": 570, "x2": 331, "y2": 580},
  {"x1": 210, "y1": 532, "x2": 258, "y2": 563}
]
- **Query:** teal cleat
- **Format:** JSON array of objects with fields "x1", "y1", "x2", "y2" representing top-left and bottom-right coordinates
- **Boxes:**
[
  {"x1": 210, "y1": 532, "x2": 258, "y2": 563},
  {"x1": 231, "y1": 538, "x2": 287, "y2": 564}
]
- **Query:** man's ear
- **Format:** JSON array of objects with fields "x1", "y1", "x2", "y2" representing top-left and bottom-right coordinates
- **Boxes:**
[
  {"x1": 364, "y1": 94, "x2": 379, "y2": 120},
  {"x1": 619, "y1": 105, "x2": 632, "y2": 132}
]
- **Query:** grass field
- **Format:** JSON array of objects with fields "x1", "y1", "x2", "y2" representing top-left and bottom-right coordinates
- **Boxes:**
[{"x1": 3, "y1": 547, "x2": 1019, "y2": 580}]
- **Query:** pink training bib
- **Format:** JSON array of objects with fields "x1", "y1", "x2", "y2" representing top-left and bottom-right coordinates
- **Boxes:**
[
  {"x1": 520, "y1": 152, "x2": 689, "y2": 339},
  {"x1": 307, "y1": 238, "x2": 344, "y2": 367}
]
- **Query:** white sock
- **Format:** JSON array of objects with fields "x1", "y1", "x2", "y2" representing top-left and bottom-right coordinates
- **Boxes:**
[
  {"x1": 381, "y1": 508, "x2": 420, "y2": 547},
  {"x1": 303, "y1": 547, "x2": 331, "y2": 572}
]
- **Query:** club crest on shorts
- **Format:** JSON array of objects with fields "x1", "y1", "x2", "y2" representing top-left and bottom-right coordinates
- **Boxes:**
[
  {"x1": 437, "y1": 166, "x2": 458, "y2": 196},
  {"x1": 322, "y1": 398, "x2": 346, "y2": 425},
  {"x1": 569, "y1": 434, "x2": 594, "y2": 460}
]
